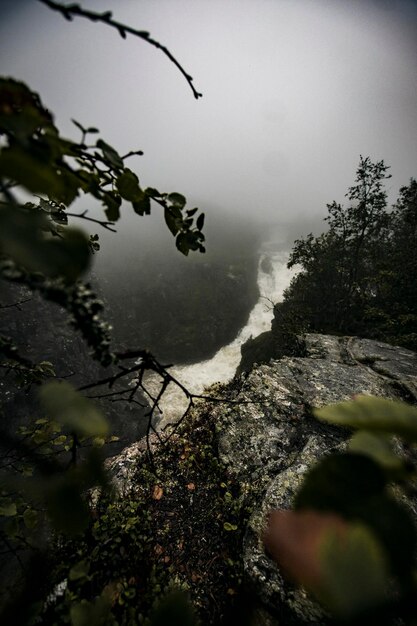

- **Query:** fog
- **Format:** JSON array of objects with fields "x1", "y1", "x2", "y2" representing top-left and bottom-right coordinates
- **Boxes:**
[
  {"x1": 1, "y1": 0, "x2": 416, "y2": 226},
  {"x1": 1, "y1": 0, "x2": 417, "y2": 361}
]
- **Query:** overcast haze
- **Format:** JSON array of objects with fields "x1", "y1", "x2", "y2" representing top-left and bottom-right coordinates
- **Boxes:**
[{"x1": 1, "y1": 0, "x2": 417, "y2": 238}]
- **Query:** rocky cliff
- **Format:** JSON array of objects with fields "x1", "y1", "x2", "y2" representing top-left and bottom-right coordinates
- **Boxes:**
[
  {"x1": 213, "y1": 333, "x2": 417, "y2": 623},
  {"x1": 108, "y1": 334, "x2": 417, "y2": 623}
]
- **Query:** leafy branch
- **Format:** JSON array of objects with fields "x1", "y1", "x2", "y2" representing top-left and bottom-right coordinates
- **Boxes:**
[
  {"x1": 37, "y1": 0, "x2": 203, "y2": 100},
  {"x1": 65, "y1": 210, "x2": 117, "y2": 232},
  {"x1": 0, "y1": 11, "x2": 206, "y2": 617}
]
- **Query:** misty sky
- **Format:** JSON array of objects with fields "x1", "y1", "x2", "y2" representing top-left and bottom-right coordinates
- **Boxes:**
[{"x1": 1, "y1": 0, "x2": 417, "y2": 237}]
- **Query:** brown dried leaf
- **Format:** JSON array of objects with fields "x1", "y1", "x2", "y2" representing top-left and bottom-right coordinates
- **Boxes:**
[
  {"x1": 262, "y1": 509, "x2": 348, "y2": 589},
  {"x1": 154, "y1": 544, "x2": 164, "y2": 556},
  {"x1": 152, "y1": 485, "x2": 164, "y2": 500},
  {"x1": 102, "y1": 582, "x2": 120, "y2": 605}
]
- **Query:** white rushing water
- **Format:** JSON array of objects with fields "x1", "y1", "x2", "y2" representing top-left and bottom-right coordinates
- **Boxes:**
[{"x1": 141, "y1": 242, "x2": 297, "y2": 430}]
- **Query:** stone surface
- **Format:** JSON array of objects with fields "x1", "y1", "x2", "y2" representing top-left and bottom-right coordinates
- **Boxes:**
[
  {"x1": 213, "y1": 334, "x2": 417, "y2": 624},
  {"x1": 108, "y1": 334, "x2": 417, "y2": 623}
]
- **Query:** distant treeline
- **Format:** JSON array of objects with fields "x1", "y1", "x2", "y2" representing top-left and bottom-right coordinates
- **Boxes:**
[{"x1": 240, "y1": 157, "x2": 417, "y2": 371}]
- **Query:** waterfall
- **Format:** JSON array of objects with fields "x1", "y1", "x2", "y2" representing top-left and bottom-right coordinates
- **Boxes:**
[{"x1": 139, "y1": 243, "x2": 297, "y2": 430}]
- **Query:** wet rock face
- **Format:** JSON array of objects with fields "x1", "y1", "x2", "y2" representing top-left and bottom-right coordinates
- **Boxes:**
[{"x1": 214, "y1": 334, "x2": 417, "y2": 624}]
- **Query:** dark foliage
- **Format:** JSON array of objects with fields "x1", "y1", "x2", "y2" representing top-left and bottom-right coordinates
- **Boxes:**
[{"x1": 282, "y1": 157, "x2": 417, "y2": 350}]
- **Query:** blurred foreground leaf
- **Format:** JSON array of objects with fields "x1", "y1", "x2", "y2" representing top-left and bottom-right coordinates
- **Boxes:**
[
  {"x1": 149, "y1": 589, "x2": 197, "y2": 626},
  {"x1": 39, "y1": 381, "x2": 108, "y2": 438},
  {"x1": 294, "y1": 453, "x2": 386, "y2": 514},
  {"x1": 0, "y1": 205, "x2": 90, "y2": 282},
  {"x1": 295, "y1": 453, "x2": 417, "y2": 578},
  {"x1": 348, "y1": 430, "x2": 407, "y2": 478},
  {"x1": 0, "y1": 500, "x2": 17, "y2": 517},
  {"x1": 318, "y1": 523, "x2": 390, "y2": 618},
  {"x1": 70, "y1": 593, "x2": 112, "y2": 626},
  {"x1": 69, "y1": 559, "x2": 91, "y2": 582},
  {"x1": 315, "y1": 395, "x2": 417, "y2": 442},
  {"x1": 263, "y1": 510, "x2": 391, "y2": 620}
]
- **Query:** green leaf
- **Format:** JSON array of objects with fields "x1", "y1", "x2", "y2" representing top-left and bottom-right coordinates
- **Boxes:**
[
  {"x1": 196, "y1": 213, "x2": 205, "y2": 230},
  {"x1": 0, "y1": 206, "x2": 90, "y2": 282},
  {"x1": 116, "y1": 169, "x2": 143, "y2": 202},
  {"x1": 168, "y1": 192, "x2": 186, "y2": 209},
  {"x1": 294, "y1": 453, "x2": 386, "y2": 515},
  {"x1": 53, "y1": 435, "x2": 68, "y2": 446},
  {"x1": 315, "y1": 396, "x2": 417, "y2": 442},
  {"x1": 149, "y1": 590, "x2": 197, "y2": 626},
  {"x1": 359, "y1": 496, "x2": 417, "y2": 577},
  {"x1": 223, "y1": 522, "x2": 238, "y2": 531},
  {"x1": 70, "y1": 594, "x2": 111, "y2": 626},
  {"x1": 175, "y1": 233, "x2": 189, "y2": 256},
  {"x1": 185, "y1": 231, "x2": 203, "y2": 251},
  {"x1": 72, "y1": 119, "x2": 87, "y2": 133},
  {"x1": 39, "y1": 360, "x2": 55, "y2": 374},
  {"x1": 96, "y1": 139, "x2": 123, "y2": 169},
  {"x1": 0, "y1": 78, "x2": 53, "y2": 136},
  {"x1": 0, "y1": 501, "x2": 17, "y2": 517},
  {"x1": 39, "y1": 381, "x2": 109, "y2": 438},
  {"x1": 164, "y1": 208, "x2": 181, "y2": 236},
  {"x1": 0, "y1": 146, "x2": 79, "y2": 204},
  {"x1": 145, "y1": 187, "x2": 163, "y2": 198},
  {"x1": 132, "y1": 195, "x2": 151, "y2": 216},
  {"x1": 295, "y1": 453, "x2": 417, "y2": 577},
  {"x1": 77, "y1": 170, "x2": 100, "y2": 195},
  {"x1": 69, "y1": 559, "x2": 90, "y2": 581},
  {"x1": 102, "y1": 192, "x2": 121, "y2": 222},
  {"x1": 23, "y1": 508, "x2": 38, "y2": 529},
  {"x1": 348, "y1": 431, "x2": 406, "y2": 477},
  {"x1": 318, "y1": 523, "x2": 390, "y2": 618}
]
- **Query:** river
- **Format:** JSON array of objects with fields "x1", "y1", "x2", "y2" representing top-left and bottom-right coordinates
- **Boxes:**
[{"x1": 139, "y1": 241, "x2": 297, "y2": 430}]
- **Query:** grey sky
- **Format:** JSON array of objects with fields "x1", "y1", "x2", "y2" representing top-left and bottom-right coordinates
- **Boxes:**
[{"x1": 1, "y1": 0, "x2": 417, "y2": 235}]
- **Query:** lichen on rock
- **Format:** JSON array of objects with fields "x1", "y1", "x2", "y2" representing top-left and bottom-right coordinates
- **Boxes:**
[
  {"x1": 107, "y1": 334, "x2": 417, "y2": 623},
  {"x1": 213, "y1": 334, "x2": 417, "y2": 623}
]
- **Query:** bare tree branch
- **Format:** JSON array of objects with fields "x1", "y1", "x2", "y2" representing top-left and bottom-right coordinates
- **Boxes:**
[
  {"x1": 65, "y1": 210, "x2": 117, "y2": 232},
  {"x1": 37, "y1": 0, "x2": 203, "y2": 100}
]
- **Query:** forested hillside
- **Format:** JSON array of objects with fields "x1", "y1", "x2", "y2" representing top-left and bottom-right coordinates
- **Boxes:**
[
  {"x1": 282, "y1": 157, "x2": 417, "y2": 350},
  {"x1": 241, "y1": 157, "x2": 417, "y2": 373}
]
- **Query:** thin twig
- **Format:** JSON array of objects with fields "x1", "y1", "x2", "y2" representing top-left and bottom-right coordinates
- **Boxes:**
[
  {"x1": 121, "y1": 150, "x2": 144, "y2": 160},
  {"x1": 37, "y1": 0, "x2": 203, "y2": 99},
  {"x1": 65, "y1": 210, "x2": 117, "y2": 232},
  {"x1": 0, "y1": 298, "x2": 32, "y2": 311}
]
